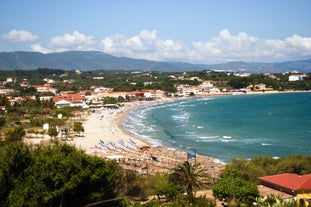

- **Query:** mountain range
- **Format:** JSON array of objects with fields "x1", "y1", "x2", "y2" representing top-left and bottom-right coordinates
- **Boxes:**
[{"x1": 0, "y1": 51, "x2": 310, "y2": 73}]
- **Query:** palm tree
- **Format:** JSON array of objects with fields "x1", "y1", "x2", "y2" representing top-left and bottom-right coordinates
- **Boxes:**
[{"x1": 170, "y1": 161, "x2": 211, "y2": 198}]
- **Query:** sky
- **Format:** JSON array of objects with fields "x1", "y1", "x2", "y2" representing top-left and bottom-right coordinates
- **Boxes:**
[{"x1": 1, "y1": 0, "x2": 311, "y2": 64}]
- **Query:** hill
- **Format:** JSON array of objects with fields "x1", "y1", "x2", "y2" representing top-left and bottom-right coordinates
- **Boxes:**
[{"x1": 0, "y1": 51, "x2": 310, "y2": 73}]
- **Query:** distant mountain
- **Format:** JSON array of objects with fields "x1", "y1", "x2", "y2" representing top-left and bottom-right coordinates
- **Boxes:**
[
  {"x1": 0, "y1": 51, "x2": 310, "y2": 73},
  {"x1": 206, "y1": 60, "x2": 311, "y2": 73}
]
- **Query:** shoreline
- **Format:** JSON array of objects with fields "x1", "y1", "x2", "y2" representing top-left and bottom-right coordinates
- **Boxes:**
[
  {"x1": 117, "y1": 91, "x2": 311, "y2": 164},
  {"x1": 78, "y1": 99, "x2": 225, "y2": 177},
  {"x1": 24, "y1": 91, "x2": 310, "y2": 176},
  {"x1": 115, "y1": 100, "x2": 226, "y2": 176},
  {"x1": 23, "y1": 98, "x2": 225, "y2": 177}
]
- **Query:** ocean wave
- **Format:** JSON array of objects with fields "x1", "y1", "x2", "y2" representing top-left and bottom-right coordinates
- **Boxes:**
[
  {"x1": 200, "y1": 97, "x2": 215, "y2": 101},
  {"x1": 261, "y1": 143, "x2": 271, "y2": 146},
  {"x1": 213, "y1": 158, "x2": 226, "y2": 165},
  {"x1": 198, "y1": 136, "x2": 219, "y2": 139},
  {"x1": 220, "y1": 138, "x2": 235, "y2": 142},
  {"x1": 197, "y1": 126, "x2": 204, "y2": 129},
  {"x1": 121, "y1": 123, "x2": 135, "y2": 129},
  {"x1": 126, "y1": 129, "x2": 162, "y2": 146},
  {"x1": 171, "y1": 115, "x2": 189, "y2": 120}
]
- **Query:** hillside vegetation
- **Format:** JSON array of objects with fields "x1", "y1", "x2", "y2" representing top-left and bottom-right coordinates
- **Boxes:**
[{"x1": 0, "y1": 51, "x2": 311, "y2": 73}]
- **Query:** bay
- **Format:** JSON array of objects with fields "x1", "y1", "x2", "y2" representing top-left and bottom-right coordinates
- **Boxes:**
[{"x1": 122, "y1": 92, "x2": 311, "y2": 163}]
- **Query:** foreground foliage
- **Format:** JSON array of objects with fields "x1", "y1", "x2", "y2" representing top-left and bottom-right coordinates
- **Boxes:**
[
  {"x1": 212, "y1": 168, "x2": 259, "y2": 205},
  {"x1": 133, "y1": 195, "x2": 216, "y2": 207},
  {"x1": 169, "y1": 161, "x2": 211, "y2": 198},
  {"x1": 229, "y1": 155, "x2": 311, "y2": 184},
  {"x1": 255, "y1": 195, "x2": 300, "y2": 207},
  {"x1": 0, "y1": 141, "x2": 121, "y2": 207}
]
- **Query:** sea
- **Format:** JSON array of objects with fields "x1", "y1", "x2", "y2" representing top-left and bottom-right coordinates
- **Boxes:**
[{"x1": 122, "y1": 92, "x2": 311, "y2": 163}]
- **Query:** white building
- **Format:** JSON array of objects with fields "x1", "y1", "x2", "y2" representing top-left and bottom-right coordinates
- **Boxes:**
[{"x1": 289, "y1": 74, "x2": 308, "y2": 81}]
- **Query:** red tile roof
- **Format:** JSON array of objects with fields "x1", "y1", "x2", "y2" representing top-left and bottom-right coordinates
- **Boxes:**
[
  {"x1": 258, "y1": 185, "x2": 293, "y2": 199},
  {"x1": 259, "y1": 173, "x2": 311, "y2": 191},
  {"x1": 53, "y1": 93, "x2": 85, "y2": 103}
]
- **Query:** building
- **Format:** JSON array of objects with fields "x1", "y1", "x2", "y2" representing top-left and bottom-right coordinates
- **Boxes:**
[
  {"x1": 6, "y1": 77, "x2": 17, "y2": 83},
  {"x1": 53, "y1": 94, "x2": 86, "y2": 108},
  {"x1": 258, "y1": 173, "x2": 311, "y2": 205},
  {"x1": 289, "y1": 74, "x2": 308, "y2": 81},
  {"x1": 34, "y1": 84, "x2": 57, "y2": 94},
  {"x1": 177, "y1": 85, "x2": 200, "y2": 97}
]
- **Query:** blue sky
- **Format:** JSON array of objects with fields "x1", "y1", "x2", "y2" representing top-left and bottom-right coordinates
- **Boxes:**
[{"x1": 1, "y1": 0, "x2": 311, "y2": 64}]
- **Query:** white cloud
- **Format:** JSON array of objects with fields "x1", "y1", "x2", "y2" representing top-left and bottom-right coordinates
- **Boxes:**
[
  {"x1": 49, "y1": 30, "x2": 97, "y2": 49},
  {"x1": 30, "y1": 43, "x2": 52, "y2": 54},
  {"x1": 23, "y1": 29, "x2": 311, "y2": 63},
  {"x1": 101, "y1": 29, "x2": 199, "y2": 61},
  {"x1": 2, "y1": 29, "x2": 38, "y2": 42},
  {"x1": 29, "y1": 31, "x2": 99, "y2": 54},
  {"x1": 193, "y1": 29, "x2": 311, "y2": 63}
]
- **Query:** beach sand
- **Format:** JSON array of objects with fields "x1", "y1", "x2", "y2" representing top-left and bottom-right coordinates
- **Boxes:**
[
  {"x1": 70, "y1": 102, "x2": 225, "y2": 178},
  {"x1": 24, "y1": 101, "x2": 225, "y2": 178}
]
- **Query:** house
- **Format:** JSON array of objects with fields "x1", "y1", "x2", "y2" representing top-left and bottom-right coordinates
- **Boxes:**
[
  {"x1": 258, "y1": 173, "x2": 311, "y2": 205},
  {"x1": 141, "y1": 90, "x2": 157, "y2": 99},
  {"x1": 34, "y1": 84, "x2": 57, "y2": 94},
  {"x1": 155, "y1": 90, "x2": 165, "y2": 99},
  {"x1": 43, "y1": 78, "x2": 56, "y2": 84},
  {"x1": 289, "y1": 74, "x2": 308, "y2": 81},
  {"x1": 268, "y1": 74, "x2": 277, "y2": 79},
  {"x1": 93, "y1": 87, "x2": 113, "y2": 93},
  {"x1": 189, "y1": 77, "x2": 202, "y2": 81},
  {"x1": 93, "y1": 76, "x2": 104, "y2": 80},
  {"x1": 255, "y1": 83, "x2": 266, "y2": 91},
  {"x1": 233, "y1": 72, "x2": 250, "y2": 77},
  {"x1": 0, "y1": 106, "x2": 6, "y2": 112},
  {"x1": 6, "y1": 77, "x2": 17, "y2": 83},
  {"x1": 177, "y1": 85, "x2": 200, "y2": 97},
  {"x1": 53, "y1": 94, "x2": 86, "y2": 108},
  {"x1": 199, "y1": 81, "x2": 221, "y2": 93}
]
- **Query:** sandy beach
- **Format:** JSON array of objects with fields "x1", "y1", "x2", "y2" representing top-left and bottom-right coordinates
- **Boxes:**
[
  {"x1": 24, "y1": 100, "x2": 225, "y2": 178},
  {"x1": 69, "y1": 101, "x2": 225, "y2": 178}
]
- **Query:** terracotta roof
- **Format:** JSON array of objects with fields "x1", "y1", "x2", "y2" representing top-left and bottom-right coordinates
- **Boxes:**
[
  {"x1": 53, "y1": 93, "x2": 85, "y2": 103},
  {"x1": 258, "y1": 185, "x2": 293, "y2": 199},
  {"x1": 259, "y1": 173, "x2": 311, "y2": 191}
]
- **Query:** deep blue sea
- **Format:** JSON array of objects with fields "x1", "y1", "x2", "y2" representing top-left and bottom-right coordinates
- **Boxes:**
[{"x1": 122, "y1": 93, "x2": 311, "y2": 163}]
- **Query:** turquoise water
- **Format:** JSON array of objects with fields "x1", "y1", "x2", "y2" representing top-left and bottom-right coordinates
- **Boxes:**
[{"x1": 122, "y1": 93, "x2": 311, "y2": 163}]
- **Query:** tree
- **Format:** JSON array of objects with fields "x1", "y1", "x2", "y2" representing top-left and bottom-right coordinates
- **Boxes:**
[
  {"x1": 118, "y1": 95, "x2": 125, "y2": 102},
  {"x1": 7, "y1": 143, "x2": 121, "y2": 207},
  {"x1": 104, "y1": 96, "x2": 117, "y2": 104},
  {"x1": 229, "y1": 155, "x2": 311, "y2": 185},
  {"x1": 48, "y1": 126, "x2": 58, "y2": 140},
  {"x1": 5, "y1": 126, "x2": 25, "y2": 142},
  {"x1": 119, "y1": 170, "x2": 152, "y2": 201},
  {"x1": 73, "y1": 122, "x2": 84, "y2": 137},
  {"x1": 212, "y1": 168, "x2": 259, "y2": 205},
  {"x1": 0, "y1": 117, "x2": 5, "y2": 129},
  {"x1": 255, "y1": 195, "x2": 298, "y2": 207},
  {"x1": 156, "y1": 183, "x2": 183, "y2": 200},
  {"x1": 169, "y1": 161, "x2": 210, "y2": 199},
  {"x1": 0, "y1": 142, "x2": 31, "y2": 206}
]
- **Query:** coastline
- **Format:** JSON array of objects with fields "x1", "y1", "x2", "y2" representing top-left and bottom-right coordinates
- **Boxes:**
[
  {"x1": 117, "y1": 91, "x2": 311, "y2": 163},
  {"x1": 23, "y1": 90, "x2": 311, "y2": 177},
  {"x1": 75, "y1": 99, "x2": 225, "y2": 177},
  {"x1": 24, "y1": 91, "x2": 310, "y2": 176}
]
